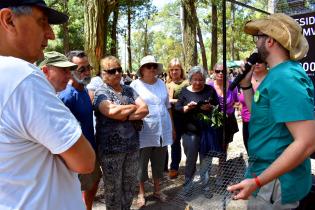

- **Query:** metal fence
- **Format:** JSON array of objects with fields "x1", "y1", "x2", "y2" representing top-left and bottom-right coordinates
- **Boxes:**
[
  {"x1": 168, "y1": 152, "x2": 255, "y2": 210},
  {"x1": 275, "y1": 0, "x2": 315, "y2": 15}
]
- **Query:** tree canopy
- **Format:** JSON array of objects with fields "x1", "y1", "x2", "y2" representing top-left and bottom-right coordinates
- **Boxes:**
[{"x1": 45, "y1": 0, "x2": 311, "y2": 74}]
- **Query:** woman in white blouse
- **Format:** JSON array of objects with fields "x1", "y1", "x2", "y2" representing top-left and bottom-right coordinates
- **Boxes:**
[{"x1": 130, "y1": 55, "x2": 173, "y2": 207}]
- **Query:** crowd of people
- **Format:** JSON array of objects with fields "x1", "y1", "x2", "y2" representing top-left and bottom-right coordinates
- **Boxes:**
[{"x1": 1, "y1": 1, "x2": 315, "y2": 210}]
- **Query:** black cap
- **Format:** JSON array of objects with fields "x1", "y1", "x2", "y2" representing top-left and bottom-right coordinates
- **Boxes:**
[{"x1": 0, "y1": 0, "x2": 68, "y2": 24}]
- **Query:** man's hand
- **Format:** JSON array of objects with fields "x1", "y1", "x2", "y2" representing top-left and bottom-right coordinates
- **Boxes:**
[
  {"x1": 227, "y1": 178, "x2": 258, "y2": 200},
  {"x1": 239, "y1": 64, "x2": 255, "y2": 87}
]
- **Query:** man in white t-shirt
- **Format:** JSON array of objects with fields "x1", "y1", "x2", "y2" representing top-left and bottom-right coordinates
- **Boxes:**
[{"x1": 0, "y1": 1, "x2": 96, "y2": 210}]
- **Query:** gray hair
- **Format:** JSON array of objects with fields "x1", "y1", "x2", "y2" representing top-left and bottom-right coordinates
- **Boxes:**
[
  {"x1": 213, "y1": 63, "x2": 223, "y2": 70},
  {"x1": 10, "y1": 6, "x2": 33, "y2": 16},
  {"x1": 187, "y1": 66, "x2": 207, "y2": 82}
]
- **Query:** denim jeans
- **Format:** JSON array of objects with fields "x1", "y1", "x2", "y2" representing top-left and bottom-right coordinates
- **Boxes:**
[{"x1": 182, "y1": 132, "x2": 200, "y2": 179}]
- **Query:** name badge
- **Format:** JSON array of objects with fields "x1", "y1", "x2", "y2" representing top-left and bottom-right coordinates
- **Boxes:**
[{"x1": 254, "y1": 90, "x2": 260, "y2": 103}]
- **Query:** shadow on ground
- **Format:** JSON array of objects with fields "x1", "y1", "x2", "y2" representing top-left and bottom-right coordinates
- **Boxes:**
[
  {"x1": 94, "y1": 165, "x2": 189, "y2": 210},
  {"x1": 93, "y1": 159, "x2": 247, "y2": 210}
]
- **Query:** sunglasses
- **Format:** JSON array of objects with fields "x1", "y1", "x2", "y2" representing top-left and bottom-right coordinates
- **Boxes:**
[
  {"x1": 77, "y1": 64, "x2": 93, "y2": 73},
  {"x1": 215, "y1": 69, "x2": 223, "y2": 74},
  {"x1": 143, "y1": 63, "x2": 158, "y2": 69},
  {"x1": 103, "y1": 67, "x2": 123, "y2": 75}
]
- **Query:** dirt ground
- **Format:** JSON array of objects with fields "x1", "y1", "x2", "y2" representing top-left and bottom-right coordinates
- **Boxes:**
[
  {"x1": 93, "y1": 121, "x2": 248, "y2": 210},
  {"x1": 92, "y1": 121, "x2": 315, "y2": 210}
]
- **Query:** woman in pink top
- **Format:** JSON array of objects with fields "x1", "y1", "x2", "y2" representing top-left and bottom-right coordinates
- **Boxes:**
[{"x1": 239, "y1": 62, "x2": 268, "y2": 152}]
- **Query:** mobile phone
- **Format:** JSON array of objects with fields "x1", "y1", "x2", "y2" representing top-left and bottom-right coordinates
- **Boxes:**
[{"x1": 197, "y1": 101, "x2": 208, "y2": 106}]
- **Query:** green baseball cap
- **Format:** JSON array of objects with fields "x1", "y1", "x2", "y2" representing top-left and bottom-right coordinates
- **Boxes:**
[{"x1": 38, "y1": 51, "x2": 77, "y2": 70}]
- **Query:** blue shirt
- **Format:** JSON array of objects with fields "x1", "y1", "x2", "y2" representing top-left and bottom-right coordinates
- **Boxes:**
[
  {"x1": 247, "y1": 60, "x2": 314, "y2": 203},
  {"x1": 59, "y1": 85, "x2": 96, "y2": 150}
]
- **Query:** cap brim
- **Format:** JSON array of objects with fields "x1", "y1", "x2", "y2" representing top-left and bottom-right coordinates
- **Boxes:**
[
  {"x1": 0, "y1": 3, "x2": 68, "y2": 24},
  {"x1": 39, "y1": 6, "x2": 68, "y2": 24},
  {"x1": 52, "y1": 61, "x2": 77, "y2": 70}
]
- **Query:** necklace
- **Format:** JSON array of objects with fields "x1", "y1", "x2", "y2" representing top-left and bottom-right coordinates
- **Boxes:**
[
  {"x1": 173, "y1": 79, "x2": 183, "y2": 85},
  {"x1": 253, "y1": 76, "x2": 259, "y2": 83}
]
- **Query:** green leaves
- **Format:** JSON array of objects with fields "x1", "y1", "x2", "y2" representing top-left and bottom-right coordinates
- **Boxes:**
[
  {"x1": 211, "y1": 105, "x2": 224, "y2": 128},
  {"x1": 197, "y1": 105, "x2": 225, "y2": 128}
]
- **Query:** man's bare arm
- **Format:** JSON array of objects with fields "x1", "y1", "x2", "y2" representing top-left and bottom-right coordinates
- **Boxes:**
[
  {"x1": 228, "y1": 120, "x2": 315, "y2": 199},
  {"x1": 257, "y1": 120, "x2": 315, "y2": 185},
  {"x1": 243, "y1": 88, "x2": 254, "y2": 113},
  {"x1": 59, "y1": 134, "x2": 96, "y2": 174}
]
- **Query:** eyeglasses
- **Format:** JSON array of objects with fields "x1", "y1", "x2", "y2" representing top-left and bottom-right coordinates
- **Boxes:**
[
  {"x1": 191, "y1": 79, "x2": 205, "y2": 83},
  {"x1": 253, "y1": 34, "x2": 268, "y2": 42},
  {"x1": 143, "y1": 63, "x2": 158, "y2": 69},
  {"x1": 215, "y1": 69, "x2": 223, "y2": 74},
  {"x1": 77, "y1": 64, "x2": 93, "y2": 73},
  {"x1": 103, "y1": 67, "x2": 123, "y2": 75}
]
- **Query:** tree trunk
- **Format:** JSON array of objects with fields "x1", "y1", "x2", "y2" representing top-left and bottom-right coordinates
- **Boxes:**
[
  {"x1": 127, "y1": 3, "x2": 132, "y2": 72},
  {"x1": 197, "y1": 18, "x2": 207, "y2": 71},
  {"x1": 110, "y1": 2, "x2": 119, "y2": 57},
  {"x1": 144, "y1": 21, "x2": 149, "y2": 56},
  {"x1": 180, "y1": 6, "x2": 185, "y2": 61},
  {"x1": 84, "y1": 0, "x2": 105, "y2": 75},
  {"x1": 84, "y1": 0, "x2": 116, "y2": 75},
  {"x1": 62, "y1": 0, "x2": 69, "y2": 54},
  {"x1": 231, "y1": 2, "x2": 235, "y2": 60},
  {"x1": 211, "y1": 0, "x2": 218, "y2": 70},
  {"x1": 268, "y1": 0, "x2": 275, "y2": 13},
  {"x1": 181, "y1": 0, "x2": 197, "y2": 72}
]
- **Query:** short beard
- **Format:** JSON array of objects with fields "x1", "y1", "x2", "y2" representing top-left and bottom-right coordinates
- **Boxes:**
[
  {"x1": 257, "y1": 42, "x2": 269, "y2": 63},
  {"x1": 71, "y1": 71, "x2": 91, "y2": 86}
]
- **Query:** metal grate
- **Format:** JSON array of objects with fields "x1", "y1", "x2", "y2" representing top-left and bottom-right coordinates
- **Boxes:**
[
  {"x1": 168, "y1": 152, "x2": 255, "y2": 210},
  {"x1": 274, "y1": 0, "x2": 315, "y2": 15}
]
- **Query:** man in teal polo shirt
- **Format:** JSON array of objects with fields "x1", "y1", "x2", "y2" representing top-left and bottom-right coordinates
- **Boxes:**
[{"x1": 228, "y1": 13, "x2": 315, "y2": 209}]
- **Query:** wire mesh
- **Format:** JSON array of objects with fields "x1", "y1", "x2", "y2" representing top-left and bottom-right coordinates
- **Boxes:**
[
  {"x1": 274, "y1": 0, "x2": 315, "y2": 15},
  {"x1": 167, "y1": 152, "x2": 255, "y2": 210}
]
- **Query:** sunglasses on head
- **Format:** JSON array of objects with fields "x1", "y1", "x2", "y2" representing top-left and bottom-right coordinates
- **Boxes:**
[
  {"x1": 103, "y1": 67, "x2": 123, "y2": 75},
  {"x1": 143, "y1": 63, "x2": 158, "y2": 69},
  {"x1": 215, "y1": 69, "x2": 223, "y2": 74},
  {"x1": 77, "y1": 64, "x2": 93, "y2": 73}
]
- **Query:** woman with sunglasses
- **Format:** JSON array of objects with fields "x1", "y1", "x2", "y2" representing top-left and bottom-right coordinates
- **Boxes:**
[
  {"x1": 208, "y1": 63, "x2": 239, "y2": 155},
  {"x1": 130, "y1": 55, "x2": 173, "y2": 207},
  {"x1": 93, "y1": 56, "x2": 149, "y2": 210},
  {"x1": 239, "y1": 62, "x2": 268, "y2": 152},
  {"x1": 165, "y1": 58, "x2": 189, "y2": 179}
]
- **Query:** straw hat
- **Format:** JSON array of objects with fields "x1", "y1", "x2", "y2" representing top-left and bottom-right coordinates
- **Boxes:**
[
  {"x1": 244, "y1": 13, "x2": 309, "y2": 61},
  {"x1": 137, "y1": 55, "x2": 163, "y2": 77}
]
